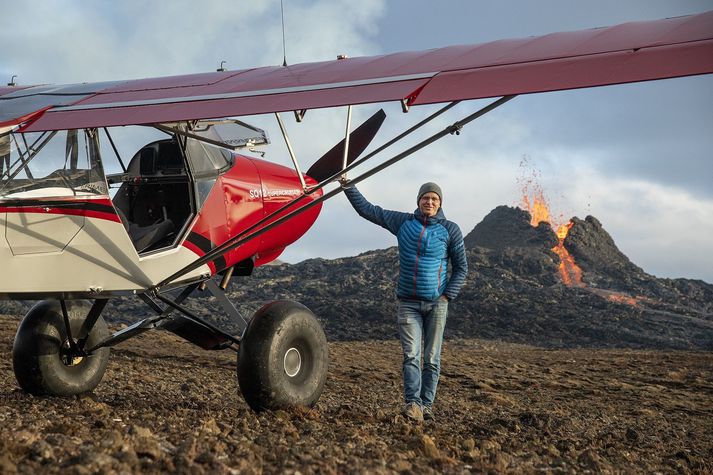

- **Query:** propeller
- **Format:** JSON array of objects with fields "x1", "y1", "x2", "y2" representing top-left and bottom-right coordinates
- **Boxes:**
[{"x1": 306, "y1": 109, "x2": 386, "y2": 182}]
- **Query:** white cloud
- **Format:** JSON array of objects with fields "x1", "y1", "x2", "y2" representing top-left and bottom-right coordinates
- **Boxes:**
[
  {"x1": 565, "y1": 171, "x2": 713, "y2": 281},
  {"x1": 0, "y1": 0, "x2": 385, "y2": 83}
]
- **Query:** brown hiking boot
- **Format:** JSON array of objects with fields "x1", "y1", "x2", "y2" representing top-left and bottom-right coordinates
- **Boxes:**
[{"x1": 402, "y1": 402, "x2": 424, "y2": 422}]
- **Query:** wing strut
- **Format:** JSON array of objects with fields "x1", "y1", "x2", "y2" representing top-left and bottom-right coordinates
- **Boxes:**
[
  {"x1": 154, "y1": 95, "x2": 516, "y2": 290},
  {"x1": 275, "y1": 112, "x2": 308, "y2": 191},
  {"x1": 341, "y1": 105, "x2": 352, "y2": 177}
]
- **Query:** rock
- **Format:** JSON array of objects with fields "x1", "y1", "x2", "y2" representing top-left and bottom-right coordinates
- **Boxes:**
[
  {"x1": 464, "y1": 448, "x2": 482, "y2": 462},
  {"x1": 577, "y1": 449, "x2": 609, "y2": 471},
  {"x1": 479, "y1": 440, "x2": 501, "y2": 452},
  {"x1": 129, "y1": 425, "x2": 154, "y2": 439},
  {"x1": 0, "y1": 455, "x2": 17, "y2": 474},
  {"x1": 134, "y1": 436, "x2": 162, "y2": 460},
  {"x1": 88, "y1": 452, "x2": 118, "y2": 470},
  {"x1": 177, "y1": 435, "x2": 198, "y2": 461},
  {"x1": 625, "y1": 427, "x2": 640, "y2": 443},
  {"x1": 492, "y1": 452, "x2": 513, "y2": 472},
  {"x1": 77, "y1": 394, "x2": 110, "y2": 414},
  {"x1": 99, "y1": 430, "x2": 125, "y2": 451},
  {"x1": 200, "y1": 418, "x2": 221, "y2": 435},
  {"x1": 390, "y1": 459, "x2": 412, "y2": 471},
  {"x1": 28, "y1": 439, "x2": 53, "y2": 461},
  {"x1": 194, "y1": 451, "x2": 215, "y2": 464},
  {"x1": 462, "y1": 438, "x2": 475, "y2": 451},
  {"x1": 420, "y1": 435, "x2": 440, "y2": 458},
  {"x1": 114, "y1": 447, "x2": 140, "y2": 466}
]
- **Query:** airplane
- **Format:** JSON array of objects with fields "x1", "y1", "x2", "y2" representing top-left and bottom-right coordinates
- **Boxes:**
[{"x1": 1, "y1": 10, "x2": 711, "y2": 411}]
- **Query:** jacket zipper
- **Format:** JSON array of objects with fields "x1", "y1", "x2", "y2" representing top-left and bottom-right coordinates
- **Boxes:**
[
  {"x1": 437, "y1": 261, "x2": 443, "y2": 294},
  {"x1": 412, "y1": 218, "x2": 427, "y2": 296}
]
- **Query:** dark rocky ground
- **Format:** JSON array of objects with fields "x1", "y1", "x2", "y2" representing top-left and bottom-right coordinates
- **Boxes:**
[
  {"x1": 1, "y1": 206, "x2": 712, "y2": 473},
  {"x1": 1, "y1": 317, "x2": 712, "y2": 474}
]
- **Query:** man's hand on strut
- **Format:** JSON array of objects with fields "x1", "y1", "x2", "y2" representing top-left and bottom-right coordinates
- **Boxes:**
[
  {"x1": 439, "y1": 295, "x2": 449, "y2": 302},
  {"x1": 338, "y1": 176, "x2": 353, "y2": 188}
]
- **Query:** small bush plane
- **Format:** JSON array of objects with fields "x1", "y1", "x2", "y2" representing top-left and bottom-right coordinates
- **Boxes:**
[{"x1": 1, "y1": 11, "x2": 711, "y2": 411}]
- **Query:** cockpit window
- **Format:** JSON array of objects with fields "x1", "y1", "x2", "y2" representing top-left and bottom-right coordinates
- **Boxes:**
[
  {"x1": 184, "y1": 138, "x2": 232, "y2": 177},
  {"x1": 0, "y1": 129, "x2": 107, "y2": 199}
]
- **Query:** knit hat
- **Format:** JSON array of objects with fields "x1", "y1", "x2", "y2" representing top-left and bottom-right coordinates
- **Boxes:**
[{"x1": 417, "y1": 182, "x2": 442, "y2": 205}]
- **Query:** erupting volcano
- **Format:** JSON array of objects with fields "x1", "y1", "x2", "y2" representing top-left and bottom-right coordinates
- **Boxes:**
[{"x1": 519, "y1": 173, "x2": 584, "y2": 287}]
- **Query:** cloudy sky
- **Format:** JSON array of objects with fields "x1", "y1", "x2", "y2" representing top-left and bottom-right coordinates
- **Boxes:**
[{"x1": 2, "y1": 0, "x2": 712, "y2": 282}]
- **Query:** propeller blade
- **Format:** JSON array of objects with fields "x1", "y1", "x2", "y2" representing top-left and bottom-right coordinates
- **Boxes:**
[{"x1": 306, "y1": 109, "x2": 386, "y2": 182}]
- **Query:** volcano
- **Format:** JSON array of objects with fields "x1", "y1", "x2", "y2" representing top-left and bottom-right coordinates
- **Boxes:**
[{"x1": 1, "y1": 206, "x2": 711, "y2": 349}]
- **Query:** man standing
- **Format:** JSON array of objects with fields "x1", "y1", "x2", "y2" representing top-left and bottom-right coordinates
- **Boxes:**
[{"x1": 341, "y1": 181, "x2": 468, "y2": 422}]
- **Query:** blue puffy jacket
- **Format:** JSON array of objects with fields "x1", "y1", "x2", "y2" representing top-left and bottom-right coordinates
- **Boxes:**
[{"x1": 344, "y1": 186, "x2": 468, "y2": 301}]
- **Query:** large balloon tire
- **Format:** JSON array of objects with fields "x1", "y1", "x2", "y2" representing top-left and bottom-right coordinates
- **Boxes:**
[
  {"x1": 13, "y1": 300, "x2": 111, "y2": 396},
  {"x1": 237, "y1": 300, "x2": 328, "y2": 412}
]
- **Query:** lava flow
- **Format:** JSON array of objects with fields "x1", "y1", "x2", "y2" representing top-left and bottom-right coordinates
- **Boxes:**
[
  {"x1": 520, "y1": 182, "x2": 584, "y2": 287},
  {"x1": 552, "y1": 221, "x2": 584, "y2": 287}
]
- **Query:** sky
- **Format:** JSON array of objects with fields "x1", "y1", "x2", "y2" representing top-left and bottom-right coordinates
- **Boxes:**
[{"x1": 1, "y1": 0, "x2": 712, "y2": 282}]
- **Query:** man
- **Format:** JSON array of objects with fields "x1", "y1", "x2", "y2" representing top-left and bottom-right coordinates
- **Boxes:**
[{"x1": 341, "y1": 181, "x2": 468, "y2": 422}]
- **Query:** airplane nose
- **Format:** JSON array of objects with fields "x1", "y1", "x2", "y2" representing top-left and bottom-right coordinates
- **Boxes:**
[{"x1": 247, "y1": 158, "x2": 323, "y2": 264}]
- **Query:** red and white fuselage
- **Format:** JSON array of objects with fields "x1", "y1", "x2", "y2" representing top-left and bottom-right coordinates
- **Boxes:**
[{"x1": 0, "y1": 150, "x2": 322, "y2": 298}]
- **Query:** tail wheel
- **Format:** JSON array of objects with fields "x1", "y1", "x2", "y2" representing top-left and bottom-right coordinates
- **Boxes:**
[
  {"x1": 13, "y1": 300, "x2": 111, "y2": 396},
  {"x1": 237, "y1": 300, "x2": 328, "y2": 411}
]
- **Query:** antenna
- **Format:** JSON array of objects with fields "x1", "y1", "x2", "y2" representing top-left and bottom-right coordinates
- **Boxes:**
[{"x1": 281, "y1": 0, "x2": 288, "y2": 66}]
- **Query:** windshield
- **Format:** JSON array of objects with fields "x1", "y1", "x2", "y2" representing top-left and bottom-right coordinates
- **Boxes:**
[
  {"x1": 0, "y1": 129, "x2": 107, "y2": 200},
  {"x1": 184, "y1": 137, "x2": 232, "y2": 177}
]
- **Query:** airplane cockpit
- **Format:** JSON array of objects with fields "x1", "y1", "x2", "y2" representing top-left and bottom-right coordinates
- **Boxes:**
[
  {"x1": 105, "y1": 120, "x2": 268, "y2": 253},
  {"x1": 110, "y1": 138, "x2": 191, "y2": 253}
]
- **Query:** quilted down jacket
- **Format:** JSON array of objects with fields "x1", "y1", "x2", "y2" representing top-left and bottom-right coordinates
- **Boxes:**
[{"x1": 344, "y1": 186, "x2": 468, "y2": 301}]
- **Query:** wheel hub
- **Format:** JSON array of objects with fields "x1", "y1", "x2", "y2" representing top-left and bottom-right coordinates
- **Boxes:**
[
  {"x1": 60, "y1": 340, "x2": 85, "y2": 366},
  {"x1": 283, "y1": 347, "x2": 302, "y2": 377}
]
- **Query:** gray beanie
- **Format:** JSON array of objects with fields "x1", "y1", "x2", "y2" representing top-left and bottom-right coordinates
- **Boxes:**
[{"x1": 417, "y1": 182, "x2": 442, "y2": 205}]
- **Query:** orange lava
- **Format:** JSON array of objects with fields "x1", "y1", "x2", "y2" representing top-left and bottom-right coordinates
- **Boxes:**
[
  {"x1": 590, "y1": 289, "x2": 641, "y2": 307},
  {"x1": 520, "y1": 180, "x2": 584, "y2": 287},
  {"x1": 522, "y1": 188, "x2": 552, "y2": 227},
  {"x1": 551, "y1": 222, "x2": 585, "y2": 288},
  {"x1": 606, "y1": 293, "x2": 639, "y2": 306}
]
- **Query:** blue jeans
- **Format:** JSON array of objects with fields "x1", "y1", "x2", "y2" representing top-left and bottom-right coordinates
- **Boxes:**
[{"x1": 397, "y1": 299, "x2": 448, "y2": 408}]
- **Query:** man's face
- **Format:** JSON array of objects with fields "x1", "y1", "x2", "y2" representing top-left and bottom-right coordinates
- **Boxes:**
[{"x1": 419, "y1": 192, "x2": 441, "y2": 218}]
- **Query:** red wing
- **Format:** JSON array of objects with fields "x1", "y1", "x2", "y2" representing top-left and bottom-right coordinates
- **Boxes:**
[{"x1": 3, "y1": 10, "x2": 712, "y2": 132}]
